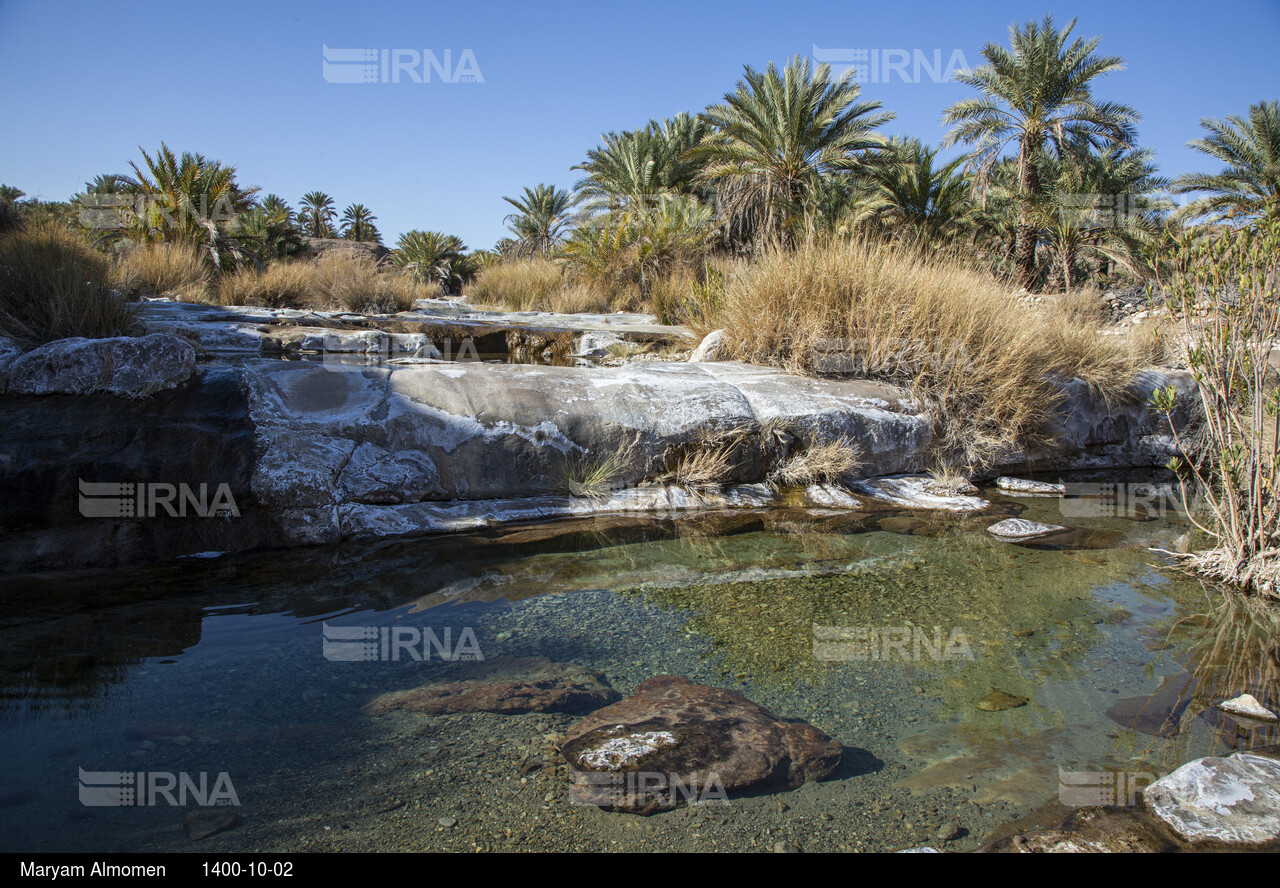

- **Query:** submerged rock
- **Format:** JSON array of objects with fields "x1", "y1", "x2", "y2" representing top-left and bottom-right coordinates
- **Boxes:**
[
  {"x1": 1143, "y1": 752, "x2": 1280, "y2": 847},
  {"x1": 185, "y1": 809, "x2": 238, "y2": 841},
  {"x1": 6, "y1": 334, "x2": 195, "y2": 398},
  {"x1": 976, "y1": 691, "x2": 1028, "y2": 712},
  {"x1": 1218, "y1": 694, "x2": 1278, "y2": 723},
  {"x1": 995, "y1": 476, "x2": 1066, "y2": 496},
  {"x1": 561, "y1": 675, "x2": 842, "y2": 814},
  {"x1": 987, "y1": 518, "x2": 1068, "y2": 541},
  {"x1": 362, "y1": 658, "x2": 620, "y2": 716}
]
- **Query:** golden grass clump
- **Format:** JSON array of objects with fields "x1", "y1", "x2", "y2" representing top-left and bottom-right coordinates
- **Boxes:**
[
  {"x1": 714, "y1": 235, "x2": 1142, "y2": 468},
  {"x1": 0, "y1": 224, "x2": 138, "y2": 344},
  {"x1": 312, "y1": 253, "x2": 428, "y2": 314},
  {"x1": 217, "y1": 261, "x2": 314, "y2": 309},
  {"x1": 114, "y1": 241, "x2": 212, "y2": 301},
  {"x1": 468, "y1": 257, "x2": 564, "y2": 310},
  {"x1": 770, "y1": 437, "x2": 863, "y2": 487}
]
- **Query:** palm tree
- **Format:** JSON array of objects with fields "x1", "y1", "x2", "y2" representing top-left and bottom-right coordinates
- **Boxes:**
[
  {"x1": 340, "y1": 203, "x2": 381, "y2": 243},
  {"x1": 942, "y1": 15, "x2": 1138, "y2": 289},
  {"x1": 865, "y1": 138, "x2": 973, "y2": 242},
  {"x1": 1173, "y1": 101, "x2": 1280, "y2": 228},
  {"x1": 574, "y1": 112, "x2": 712, "y2": 212},
  {"x1": 1039, "y1": 143, "x2": 1169, "y2": 291},
  {"x1": 689, "y1": 55, "x2": 892, "y2": 251},
  {"x1": 299, "y1": 191, "x2": 337, "y2": 238},
  {"x1": 502, "y1": 184, "x2": 577, "y2": 256},
  {"x1": 0, "y1": 185, "x2": 24, "y2": 203},
  {"x1": 393, "y1": 230, "x2": 469, "y2": 291},
  {"x1": 120, "y1": 143, "x2": 260, "y2": 268}
]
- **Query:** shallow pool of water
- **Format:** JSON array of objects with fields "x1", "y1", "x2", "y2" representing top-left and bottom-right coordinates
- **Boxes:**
[{"x1": 1, "y1": 484, "x2": 1276, "y2": 852}]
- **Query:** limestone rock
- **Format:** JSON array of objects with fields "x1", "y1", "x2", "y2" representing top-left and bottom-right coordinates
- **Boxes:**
[
  {"x1": 688, "y1": 330, "x2": 729, "y2": 363},
  {"x1": 7, "y1": 334, "x2": 195, "y2": 398},
  {"x1": 996, "y1": 476, "x2": 1066, "y2": 496},
  {"x1": 1143, "y1": 753, "x2": 1280, "y2": 847},
  {"x1": 987, "y1": 518, "x2": 1068, "y2": 540}
]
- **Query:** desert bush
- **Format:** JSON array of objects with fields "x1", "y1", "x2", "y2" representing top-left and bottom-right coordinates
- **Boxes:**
[
  {"x1": 0, "y1": 225, "x2": 138, "y2": 344},
  {"x1": 1152, "y1": 216, "x2": 1280, "y2": 598}
]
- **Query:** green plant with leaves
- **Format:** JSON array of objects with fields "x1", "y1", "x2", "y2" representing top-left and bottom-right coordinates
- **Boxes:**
[
  {"x1": 340, "y1": 203, "x2": 381, "y2": 243},
  {"x1": 689, "y1": 55, "x2": 892, "y2": 251},
  {"x1": 943, "y1": 15, "x2": 1138, "y2": 289},
  {"x1": 574, "y1": 112, "x2": 712, "y2": 212},
  {"x1": 502, "y1": 184, "x2": 577, "y2": 256},
  {"x1": 864, "y1": 137, "x2": 973, "y2": 242},
  {"x1": 1037, "y1": 142, "x2": 1170, "y2": 291},
  {"x1": 115, "y1": 144, "x2": 260, "y2": 269},
  {"x1": 299, "y1": 191, "x2": 337, "y2": 238},
  {"x1": 1151, "y1": 211, "x2": 1280, "y2": 598},
  {"x1": 1173, "y1": 101, "x2": 1280, "y2": 228},
  {"x1": 393, "y1": 230, "x2": 469, "y2": 292}
]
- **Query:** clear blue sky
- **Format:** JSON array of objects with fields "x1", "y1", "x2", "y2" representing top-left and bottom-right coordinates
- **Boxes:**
[{"x1": 2, "y1": 0, "x2": 1277, "y2": 250}]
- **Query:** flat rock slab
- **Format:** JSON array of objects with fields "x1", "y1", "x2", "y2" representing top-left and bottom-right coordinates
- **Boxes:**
[
  {"x1": 996, "y1": 476, "x2": 1066, "y2": 496},
  {"x1": 987, "y1": 518, "x2": 1068, "y2": 540},
  {"x1": 561, "y1": 674, "x2": 842, "y2": 815},
  {"x1": 1143, "y1": 752, "x2": 1280, "y2": 847},
  {"x1": 362, "y1": 658, "x2": 619, "y2": 716}
]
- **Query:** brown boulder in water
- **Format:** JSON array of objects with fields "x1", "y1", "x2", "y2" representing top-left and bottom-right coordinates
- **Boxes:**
[{"x1": 561, "y1": 674, "x2": 843, "y2": 814}]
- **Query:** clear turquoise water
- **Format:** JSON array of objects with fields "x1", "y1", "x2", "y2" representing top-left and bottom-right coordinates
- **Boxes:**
[{"x1": 0, "y1": 485, "x2": 1276, "y2": 852}]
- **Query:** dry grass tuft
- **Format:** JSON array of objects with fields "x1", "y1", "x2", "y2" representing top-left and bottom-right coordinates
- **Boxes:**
[
  {"x1": 312, "y1": 253, "x2": 428, "y2": 314},
  {"x1": 770, "y1": 437, "x2": 863, "y2": 487},
  {"x1": 217, "y1": 261, "x2": 314, "y2": 309},
  {"x1": 0, "y1": 225, "x2": 139, "y2": 344},
  {"x1": 714, "y1": 236, "x2": 1143, "y2": 468},
  {"x1": 115, "y1": 242, "x2": 212, "y2": 301}
]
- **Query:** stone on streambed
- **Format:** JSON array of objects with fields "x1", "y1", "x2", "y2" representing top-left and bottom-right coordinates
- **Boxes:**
[
  {"x1": 995, "y1": 476, "x2": 1066, "y2": 496},
  {"x1": 561, "y1": 675, "x2": 842, "y2": 814},
  {"x1": 987, "y1": 518, "x2": 1068, "y2": 541},
  {"x1": 1218, "y1": 694, "x2": 1278, "y2": 723},
  {"x1": 852, "y1": 475, "x2": 988, "y2": 512},
  {"x1": 976, "y1": 691, "x2": 1028, "y2": 712},
  {"x1": 6, "y1": 334, "x2": 195, "y2": 398},
  {"x1": 361, "y1": 658, "x2": 620, "y2": 716},
  {"x1": 1143, "y1": 753, "x2": 1280, "y2": 847}
]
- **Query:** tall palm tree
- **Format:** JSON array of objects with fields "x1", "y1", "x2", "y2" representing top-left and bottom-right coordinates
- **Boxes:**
[
  {"x1": 340, "y1": 203, "x2": 381, "y2": 243},
  {"x1": 865, "y1": 137, "x2": 973, "y2": 242},
  {"x1": 689, "y1": 55, "x2": 891, "y2": 251},
  {"x1": 299, "y1": 191, "x2": 337, "y2": 238},
  {"x1": 502, "y1": 184, "x2": 577, "y2": 256},
  {"x1": 942, "y1": 15, "x2": 1138, "y2": 289},
  {"x1": 1173, "y1": 100, "x2": 1280, "y2": 227}
]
